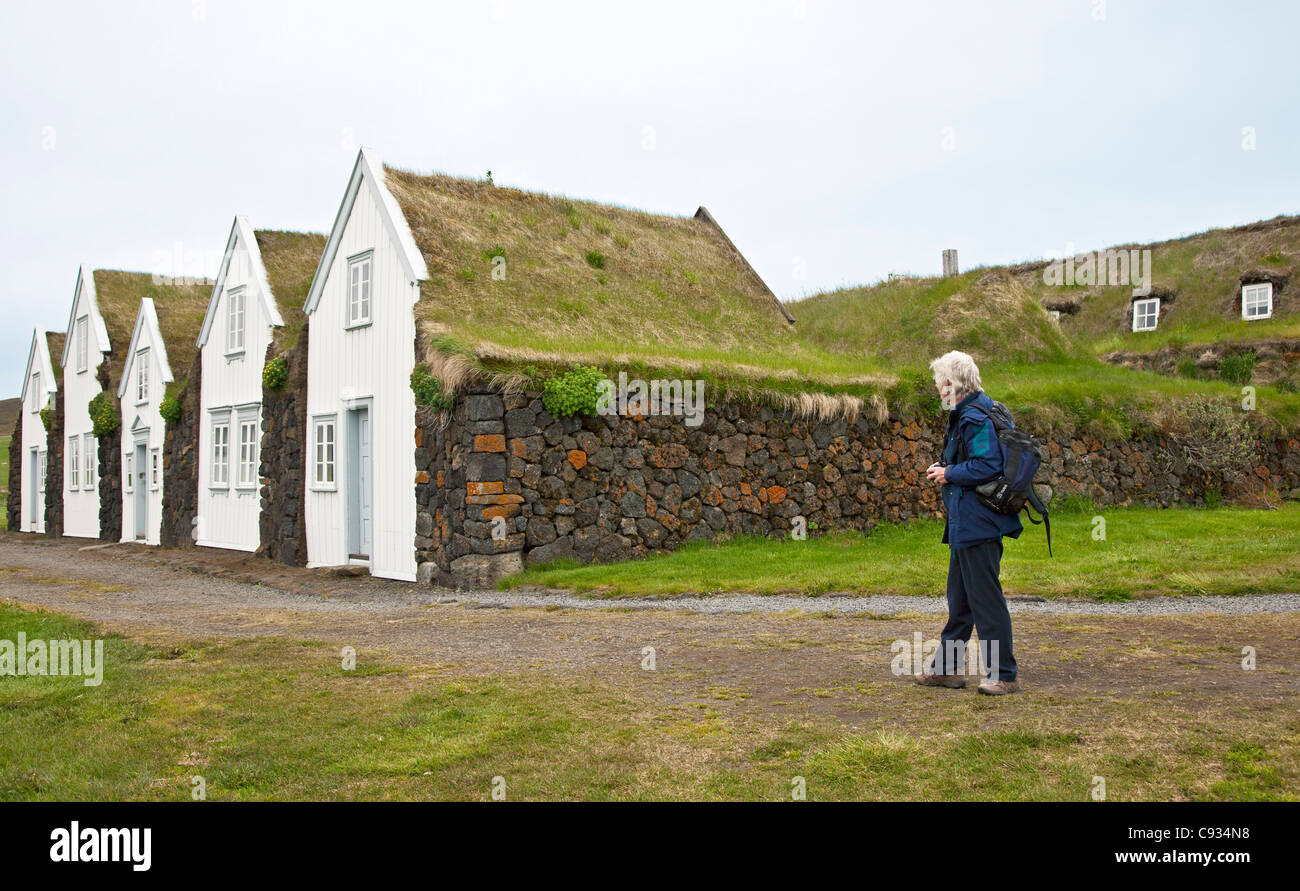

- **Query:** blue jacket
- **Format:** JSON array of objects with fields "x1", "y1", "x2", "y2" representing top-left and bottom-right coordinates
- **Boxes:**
[{"x1": 940, "y1": 390, "x2": 1024, "y2": 550}]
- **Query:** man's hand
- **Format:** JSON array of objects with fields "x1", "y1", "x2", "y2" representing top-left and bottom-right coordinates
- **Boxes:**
[{"x1": 925, "y1": 463, "x2": 948, "y2": 484}]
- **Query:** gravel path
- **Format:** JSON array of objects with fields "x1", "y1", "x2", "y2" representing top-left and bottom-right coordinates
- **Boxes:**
[
  {"x1": 4, "y1": 534, "x2": 1299, "y2": 719},
  {"x1": 3, "y1": 534, "x2": 1298, "y2": 618},
  {"x1": 451, "y1": 588, "x2": 1300, "y2": 616}
]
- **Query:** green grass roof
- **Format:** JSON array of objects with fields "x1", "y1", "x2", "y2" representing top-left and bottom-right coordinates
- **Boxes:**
[
  {"x1": 254, "y1": 229, "x2": 325, "y2": 354},
  {"x1": 93, "y1": 270, "x2": 213, "y2": 394},
  {"x1": 45, "y1": 331, "x2": 65, "y2": 388},
  {"x1": 382, "y1": 167, "x2": 885, "y2": 409}
]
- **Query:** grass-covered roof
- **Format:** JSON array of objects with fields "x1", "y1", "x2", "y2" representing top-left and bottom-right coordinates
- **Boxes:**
[
  {"x1": 45, "y1": 332, "x2": 65, "y2": 388},
  {"x1": 254, "y1": 229, "x2": 325, "y2": 354},
  {"x1": 382, "y1": 167, "x2": 890, "y2": 416},
  {"x1": 92, "y1": 270, "x2": 212, "y2": 394}
]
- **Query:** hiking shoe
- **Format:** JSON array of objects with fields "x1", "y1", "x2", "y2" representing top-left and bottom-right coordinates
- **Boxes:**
[
  {"x1": 977, "y1": 678, "x2": 1021, "y2": 695},
  {"x1": 914, "y1": 672, "x2": 967, "y2": 689}
]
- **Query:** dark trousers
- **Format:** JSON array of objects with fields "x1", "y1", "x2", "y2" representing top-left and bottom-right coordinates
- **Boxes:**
[{"x1": 932, "y1": 539, "x2": 1018, "y2": 682}]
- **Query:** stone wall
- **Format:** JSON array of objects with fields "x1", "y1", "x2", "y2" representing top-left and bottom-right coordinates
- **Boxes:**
[
  {"x1": 96, "y1": 362, "x2": 122, "y2": 542},
  {"x1": 258, "y1": 321, "x2": 309, "y2": 566},
  {"x1": 1105, "y1": 337, "x2": 1300, "y2": 387},
  {"x1": 414, "y1": 383, "x2": 1300, "y2": 588},
  {"x1": 44, "y1": 386, "x2": 63, "y2": 537},
  {"x1": 5, "y1": 418, "x2": 19, "y2": 531},
  {"x1": 160, "y1": 353, "x2": 201, "y2": 548}
]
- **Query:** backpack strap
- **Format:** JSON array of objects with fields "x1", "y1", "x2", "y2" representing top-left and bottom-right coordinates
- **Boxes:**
[{"x1": 1024, "y1": 487, "x2": 1052, "y2": 557}]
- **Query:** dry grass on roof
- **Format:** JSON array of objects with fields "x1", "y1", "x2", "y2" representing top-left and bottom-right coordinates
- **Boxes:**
[
  {"x1": 793, "y1": 269, "x2": 1075, "y2": 368},
  {"x1": 381, "y1": 166, "x2": 825, "y2": 377},
  {"x1": 45, "y1": 332, "x2": 65, "y2": 386},
  {"x1": 92, "y1": 270, "x2": 213, "y2": 391},
  {"x1": 255, "y1": 229, "x2": 326, "y2": 354}
]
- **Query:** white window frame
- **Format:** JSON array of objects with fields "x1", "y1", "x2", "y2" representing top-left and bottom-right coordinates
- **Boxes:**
[
  {"x1": 136, "y1": 349, "x2": 150, "y2": 404},
  {"x1": 150, "y1": 448, "x2": 160, "y2": 491},
  {"x1": 1242, "y1": 282, "x2": 1273, "y2": 321},
  {"x1": 124, "y1": 452, "x2": 134, "y2": 493},
  {"x1": 236, "y1": 409, "x2": 259, "y2": 489},
  {"x1": 346, "y1": 251, "x2": 373, "y2": 328},
  {"x1": 76, "y1": 316, "x2": 89, "y2": 373},
  {"x1": 83, "y1": 434, "x2": 96, "y2": 489},
  {"x1": 30, "y1": 373, "x2": 40, "y2": 412},
  {"x1": 1132, "y1": 297, "x2": 1160, "y2": 332},
  {"x1": 312, "y1": 415, "x2": 338, "y2": 491},
  {"x1": 38, "y1": 450, "x2": 46, "y2": 492},
  {"x1": 68, "y1": 435, "x2": 80, "y2": 491},
  {"x1": 210, "y1": 413, "x2": 231, "y2": 489},
  {"x1": 226, "y1": 286, "x2": 246, "y2": 354}
]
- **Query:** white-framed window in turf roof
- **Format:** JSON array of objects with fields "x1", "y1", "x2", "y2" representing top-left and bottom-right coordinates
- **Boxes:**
[
  {"x1": 1132, "y1": 297, "x2": 1160, "y2": 332},
  {"x1": 227, "y1": 286, "x2": 246, "y2": 353},
  {"x1": 312, "y1": 415, "x2": 337, "y2": 489},
  {"x1": 346, "y1": 251, "x2": 372, "y2": 328},
  {"x1": 30, "y1": 373, "x2": 39, "y2": 411},
  {"x1": 1242, "y1": 282, "x2": 1273, "y2": 320}
]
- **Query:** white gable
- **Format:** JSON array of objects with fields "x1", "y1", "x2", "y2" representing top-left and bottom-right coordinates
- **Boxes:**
[
  {"x1": 116, "y1": 298, "x2": 174, "y2": 399},
  {"x1": 197, "y1": 215, "x2": 284, "y2": 349},
  {"x1": 302, "y1": 147, "x2": 427, "y2": 316},
  {"x1": 20, "y1": 328, "x2": 57, "y2": 404},
  {"x1": 60, "y1": 265, "x2": 111, "y2": 369}
]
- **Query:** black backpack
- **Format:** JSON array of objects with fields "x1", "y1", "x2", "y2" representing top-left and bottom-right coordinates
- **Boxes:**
[{"x1": 958, "y1": 401, "x2": 1053, "y2": 556}]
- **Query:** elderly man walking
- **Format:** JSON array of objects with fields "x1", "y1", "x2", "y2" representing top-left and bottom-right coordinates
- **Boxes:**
[{"x1": 918, "y1": 351, "x2": 1022, "y2": 695}]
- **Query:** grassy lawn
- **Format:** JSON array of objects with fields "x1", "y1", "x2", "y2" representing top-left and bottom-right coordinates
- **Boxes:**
[
  {"x1": 506, "y1": 502, "x2": 1300, "y2": 600},
  {"x1": 1, "y1": 603, "x2": 1295, "y2": 801}
]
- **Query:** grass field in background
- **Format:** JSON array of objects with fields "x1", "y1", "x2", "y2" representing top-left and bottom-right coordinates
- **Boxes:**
[
  {"x1": 506, "y1": 502, "x2": 1300, "y2": 600},
  {"x1": 1, "y1": 603, "x2": 1293, "y2": 801}
]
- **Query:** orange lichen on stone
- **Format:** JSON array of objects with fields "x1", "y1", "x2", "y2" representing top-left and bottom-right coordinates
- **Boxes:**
[{"x1": 474, "y1": 434, "x2": 506, "y2": 452}]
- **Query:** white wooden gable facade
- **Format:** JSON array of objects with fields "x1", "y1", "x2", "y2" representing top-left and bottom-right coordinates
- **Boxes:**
[
  {"x1": 116, "y1": 298, "x2": 172, "y2": 544},
  {"x1": 18, "y1": 329, "x2": 57, "y2": 533},
  {"x1": 195, "y1": 217, "x2": 284, "y2": 551},
  {"x1": 302, "y1": 149, "x2": 428, "y2": 581},
  {"x1": 59, "y1": 267, "x2": 110, "y2": 539}
]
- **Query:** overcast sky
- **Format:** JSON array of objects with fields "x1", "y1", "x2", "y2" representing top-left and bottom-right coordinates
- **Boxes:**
[{"x1": 3, "y1": 0, "x2": 1297, "y2": 390}]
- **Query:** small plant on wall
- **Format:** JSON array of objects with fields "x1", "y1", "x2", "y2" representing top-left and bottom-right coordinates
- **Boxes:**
[
  {"x1": 159, "y1": 395, "x2": 182, "y2": 425},
  {"x1": 39, "y1": 407, "x2": 52, "y2": 432},
  {"x1": 263, "y1": 356, "x2": 289, "y2": 392},
  {"x1": 542, "y1": 364, "x2": 604, "y2": 418},
  {"x1": 87, "y1": 392, "x2": 119, "y2": 437},
  {"x1": 410, "y1": 364, "x2": 454, "y2": 413}
]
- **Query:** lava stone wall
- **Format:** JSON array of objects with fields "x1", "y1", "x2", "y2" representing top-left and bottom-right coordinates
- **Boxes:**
[
  {"x1": 414, "y1": 384, "x2": 1300, "y2": 588},
  {"x1": 44, "y1": 388, "x2": 63, "y2": 537},
  {"x1": 95, "y1": 362, "x2": 122, "y2": 542},
  {"x1": 160, "y1": 354, "x2": 201, "y2": 549},
  {"x1": 258, "y1": 321, "x2": 309, "y2": 566},
  {"x1": 5, "y1": 418, "x2": 19, "y2": 531}
]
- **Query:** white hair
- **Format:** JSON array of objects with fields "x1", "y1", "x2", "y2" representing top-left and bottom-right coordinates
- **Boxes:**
[{"x1": 929, "y1": 350, "x2": 983, "y2": 400}]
